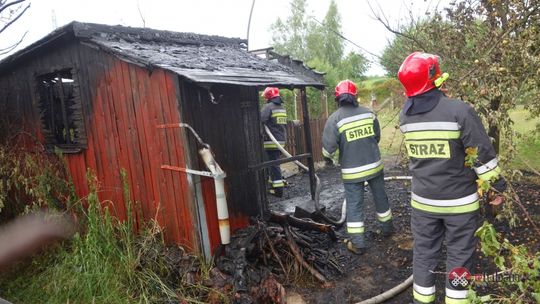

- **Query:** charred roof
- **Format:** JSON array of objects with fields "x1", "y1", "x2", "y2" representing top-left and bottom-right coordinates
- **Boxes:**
[{"x1": 0, "y1": 21, "x2": 324, "y2": 88}]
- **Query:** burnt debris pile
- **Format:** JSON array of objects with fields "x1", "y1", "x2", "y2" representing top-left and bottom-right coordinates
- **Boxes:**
[{"x1": 215, "y1": 216, "x2": 359, "y2": 304}]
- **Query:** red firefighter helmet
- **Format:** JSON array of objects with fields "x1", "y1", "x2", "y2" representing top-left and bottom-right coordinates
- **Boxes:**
[
  {"x1": 263, "y1": 87, "x2": 280, "y2": 100},
  {"x1": 398, "y1": 52, "x2": 444, "y2": 97},
  {"x1": 335, "y1": 79, "x2": 357, "y2": 97}
]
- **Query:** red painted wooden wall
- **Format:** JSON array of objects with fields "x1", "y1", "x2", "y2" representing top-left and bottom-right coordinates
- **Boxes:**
[
  {"x1": 0, "y1": 40, "x2": 266, "y2": 255},
  {"x1": 67, "y1": 52, "x2": 199, "y2": 250}
]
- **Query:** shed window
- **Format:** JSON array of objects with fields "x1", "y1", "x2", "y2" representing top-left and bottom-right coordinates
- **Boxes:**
[{"x1": 36, "y1": 69, "x2": 86, "y2": 152}]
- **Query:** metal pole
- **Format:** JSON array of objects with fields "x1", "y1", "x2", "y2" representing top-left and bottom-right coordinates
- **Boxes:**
[{"x1": 300, "y1": 87, "x2": 316, "y2": 199}]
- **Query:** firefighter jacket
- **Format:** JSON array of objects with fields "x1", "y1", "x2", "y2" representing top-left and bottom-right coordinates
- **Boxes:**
[
  {"x1": 322, "y1": 104, "x2": 383, "y2": 183},
  {"x1": 399, "y1": 89, "x2": 506, "y2": 214},
  {"x1": 261, "y1": 98, "x2": 287, "y2": 149}
]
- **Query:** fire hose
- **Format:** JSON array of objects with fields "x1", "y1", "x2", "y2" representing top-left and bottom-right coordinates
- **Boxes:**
[
  {"x1": 264, "y1": 125, "x2": 346, "y2": 226},
  {"x1": 354, "y1": 274, "x2": 413, "y2": 304},
  {"x1": 265, "y1": 126, "x2": 414, "y2": 303},
  {"x1": 264, "y1": 126, "x2": 412, "y2": 226}
]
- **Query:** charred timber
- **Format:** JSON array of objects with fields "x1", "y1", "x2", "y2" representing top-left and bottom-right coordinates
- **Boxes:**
[{"x1": 268, "y1": 210, "x2": 337, "y2": 241}]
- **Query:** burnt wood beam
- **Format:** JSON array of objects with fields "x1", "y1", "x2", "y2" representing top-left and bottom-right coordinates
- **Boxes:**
[
  {"x1": 300, "y1": 87, "x2": 316, "y2": 200},
  {"x1": 248, "y1": 153, "x2": 311, "y2": 171},
  {"x1": 56, "y1": 73, "x2": 71, "y2": 144}
]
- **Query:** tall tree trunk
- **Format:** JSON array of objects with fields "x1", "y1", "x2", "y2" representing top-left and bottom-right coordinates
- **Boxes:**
[{"x1": 488, "y1": 97, "x2": 501, "y2": 154}]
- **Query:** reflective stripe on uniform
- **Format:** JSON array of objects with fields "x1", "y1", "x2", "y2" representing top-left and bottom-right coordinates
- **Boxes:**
[
  {"x1": 271, "y1": 109, "x2": 286, "y2": 115},
  {"x1": 474, "y1": 158, "x2": 501, "y2": 181},
  {"x1": 404, "y1": 130, "x2": 460, "y2": 140},
  {"x1": 341, "y1": 160, "x2": 383, "y2": 180},
  {"x1": 414, "y1": 290, "x2": 436, "y2": 303},
  {"x1": 271, "y1": 109, "x2": 287, "y2": 124},
  {"x1": 271, "y1": 111, "x2": 287, "y2": 118},
  {"x1": 411, "y1": 192, "x2": 479, "y2": 214},
  {"x1": 412, "y1": 192, "x2": 478, "y2": 207},
  {"x1": 377, "y1": 209, "x2": 392, "y2": 222},
  {"x1": 337, "y1": 116, "x2": 374, "y2": 134},
  {"x1": 272, "y1": 180, "x2": 285, "y2": 188},
  {"x1": 413, "y1": 283, "x2": 436, "y2": 303},
  {"x1": 346, "y1": 221, "x2": 364, "y2": 234},
  {"x1": 322, "y1": 147, "x2": 333, "y2": 158},
  {"x1": 264, "y1": 141, "x2": 285, "y2": 149},
  {"x1": 400, "y1": 121, "x2": 460, "y2": 133},
  {"x1": 414, "y1": 283, "x2": 436, "y2": 295},
  {"x1": 337, "y1": 113, "x2": 373, "y2": 128}
]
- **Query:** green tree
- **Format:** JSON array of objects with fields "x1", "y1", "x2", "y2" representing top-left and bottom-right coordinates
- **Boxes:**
[
  {"x1": 270, "y1": 0, "x2": 310, "y2": 61},
  {"x1": 320, "y1": 0, "x2": 343, "y2": 66},
  {"x1": 379, "y1": 0, "x2": 540, "y2": 155},
  {"x1": 270, "y1": 0, "x2": 370, "y2": 117}
]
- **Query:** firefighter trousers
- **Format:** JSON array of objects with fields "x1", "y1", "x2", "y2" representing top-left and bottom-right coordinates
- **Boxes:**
[
  {"x1": 411, "y1": 209, "x2": 479, "y2": 304},
  {"x1": 265, "y1": 149, "x2": 284, "y2": 195},
  {"x1": 343, "y1": 172, "x2": 391, "y2": 239}
]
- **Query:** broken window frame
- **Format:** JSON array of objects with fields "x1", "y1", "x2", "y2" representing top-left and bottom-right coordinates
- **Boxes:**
[{"x1": 35, "y1": 67, "x2": 86, "y2": 153}]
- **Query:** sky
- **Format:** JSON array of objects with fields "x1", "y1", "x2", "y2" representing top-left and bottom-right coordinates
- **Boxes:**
[{"x1": 1, "y1": 0, "x2": 450, "y2": 76}]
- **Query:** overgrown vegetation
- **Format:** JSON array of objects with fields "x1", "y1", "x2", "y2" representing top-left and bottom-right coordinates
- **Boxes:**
[
  {"x1": 0, "y1": 141, "x2": 76, "y2": 219},
  {"x1": 473, "y1": 222, "x2": 540, "y2": 303},
  {"x1": 0, "y1": 148, "x2": 229, "y2": 303},
  {"x1": 379, "y1": 0, "x2": 540, "y2": 157}
]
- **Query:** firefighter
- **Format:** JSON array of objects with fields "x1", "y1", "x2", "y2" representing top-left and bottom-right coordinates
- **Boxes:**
[
  {"x1": 261, "y1": 87, "x2": 287, "y2": 197},
  {"x1": 322, "y1": 80, "x2": 394, "y2": 254},
  {"x1": 397, "y1": 52, "x2": 506, "y2": 304}
]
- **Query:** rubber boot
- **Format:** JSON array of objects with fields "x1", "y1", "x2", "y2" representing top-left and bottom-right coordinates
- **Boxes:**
[
  {"x1": 347, "y1": 234, "x2": 368, "y2": 255},
  {"x1": 381, "y1": 220, "x2": 395, "y2": 237},
  {"x1": 273, "y1": 187, "x2": 283, "y2": 198}
]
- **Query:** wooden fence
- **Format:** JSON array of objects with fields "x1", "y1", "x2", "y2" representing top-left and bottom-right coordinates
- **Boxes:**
[{"x1": 284, "y1": 118, "x2": 327, "y2": 163}]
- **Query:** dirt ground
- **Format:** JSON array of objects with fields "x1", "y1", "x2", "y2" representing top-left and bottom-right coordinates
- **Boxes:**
[{"x1": 267, "y1": 161, "x2": 540, "y2": 304}]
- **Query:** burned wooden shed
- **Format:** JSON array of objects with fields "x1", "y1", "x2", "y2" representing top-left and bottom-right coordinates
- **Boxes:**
[{"x1": 0, "y1": 21, "x2": 324, "y2": 256}]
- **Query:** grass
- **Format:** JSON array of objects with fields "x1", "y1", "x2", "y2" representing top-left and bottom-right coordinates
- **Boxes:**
[
  {"x1": 506, "y1": 106, "x2": 540, "y2": 172},
  {"x1": 360, "y1": 76, "x2": 389, "y2": 90},
  {"x1": 0, "y1": 170, "x2": 222, "y2": 304},
  {"x1": 376, "y1": 107, "x2": 403, "y2": 157}
]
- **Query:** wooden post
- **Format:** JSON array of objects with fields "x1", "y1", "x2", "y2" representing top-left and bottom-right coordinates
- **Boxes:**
[
  {"x1": 321, "y1": 89, "x2": 328, "y2": 119},
  {"x1": 300, "y1": 87, "x2": 316, "y2": 199},
  {"x1": 296, "y1": 89, "x2": 304, "y2": 124}
]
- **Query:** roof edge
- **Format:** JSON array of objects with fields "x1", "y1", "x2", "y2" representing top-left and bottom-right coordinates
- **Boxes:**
[{"x1": 0, "y1": 21, "x2": 77, "y2": 70}]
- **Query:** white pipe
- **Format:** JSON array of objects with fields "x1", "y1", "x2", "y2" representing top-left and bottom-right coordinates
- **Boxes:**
[
  {"x1": 354, "y1": 274, "x2": 413, "y2": 304},
  {"x1": 199, "y1": 148, "x2": 230, "y2": 245},
  {"x1": 264, "y1": 126, "x2": 308, "y2": 171}
]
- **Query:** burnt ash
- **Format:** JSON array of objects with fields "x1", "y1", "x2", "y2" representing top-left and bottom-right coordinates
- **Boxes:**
[{"x1": 262, "y1": 164, "x2": 540, "y2": 303}]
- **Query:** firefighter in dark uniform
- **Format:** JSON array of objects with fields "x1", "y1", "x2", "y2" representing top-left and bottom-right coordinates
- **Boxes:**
[
  {"x1": 322, "y1": 80, "x2": 394, "y2": 254},
  {"x1": 261, "y1": 87, "x2": 287, "y2": 197},
  {"x1": 397, "y1": 52, "x2": 506, "y2": 304}
]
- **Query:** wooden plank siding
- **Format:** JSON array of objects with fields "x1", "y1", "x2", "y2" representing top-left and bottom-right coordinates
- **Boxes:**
[
  {"x1": 284, "y1": 118, "x2": 327, "y2": 163},
  {"x1": 0, "y1": 40, "x2": 200, "y2": 251},
  {"x1": 178, "y1": 81, "x2": 265, "y2": 252}
]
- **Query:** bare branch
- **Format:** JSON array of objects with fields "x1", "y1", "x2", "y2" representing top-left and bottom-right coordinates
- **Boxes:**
[
  {"x1": 0, "y1": 29, "x2": 26, "y2": 55},
  {"x1": 136, "y1": 0, "x2": 145, "y2": 28},
  {"x1": 0, "y1": 0, "x2": 25, "y2": 14},
  {"x1": 308, "y1": 16, "x2": 382, "y2": 61},
  {"x1": 0, "y1": 1, "x2": 30, "y2": 35},
  {"x1": 367, "y1": 0, "x2": 427, "y2": 51}
]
